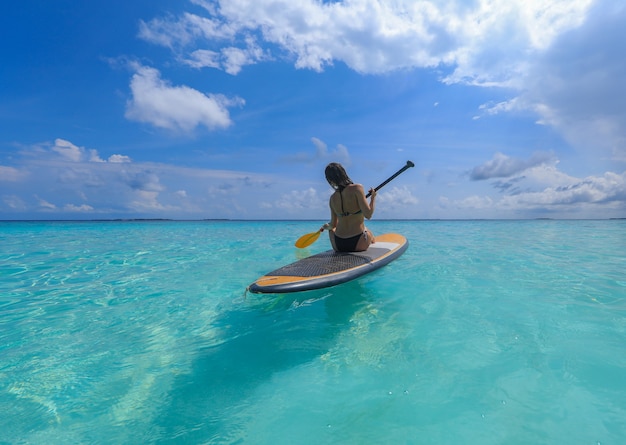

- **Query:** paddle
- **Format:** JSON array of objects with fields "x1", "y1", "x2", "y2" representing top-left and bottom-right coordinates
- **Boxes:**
[{"x1": 295, "y1": 160, "x2": 415, "y2": 248}]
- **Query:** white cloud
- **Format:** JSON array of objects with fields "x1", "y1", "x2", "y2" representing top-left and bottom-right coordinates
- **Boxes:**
[
  {"x1": 130, "y1": 190, "x2": 167, "y2": 211},
  {"x1": 36, "y1": 196, "x2": 57, "y2": 210},
  {"x1": 139, "y1": 11, "x2": 264, "y2": 75},
  {"x1": 184, "y1": 37, "x2": 269, "y2": 74},
  {"x1": 465, "y1": 152, "x2": 626, "y2": 214},
  {"x1": 138, "y1": 12, "x2": 236, "y2": 49},
  {"x1": 124, "y1": 64, "x2": 244, "y2": 131},
  {"x1": 477, "y1": 98, "x2": 520, "y2": 118},
  {"x1": 108, "y1": 154, "x2": 132, "y2": 163},
  {"x1": 4, "y1": 137, "x2": 623, "y2": 219},
  {"x1": 479, "y1": 1, "x2": 626, "y2": 162},
  {"x1": 64, "y1": 204, "x2": 94, "y2": 212},
  {"x1": 121, "y1": 170, "x2": 165, "y2": 194},
  {"x1": 270, "y1": 187, "x2": 327, "y2": 213},
  {"x1": 470, "y1": 151, "x2": 556, "y2": 180},
  {"x1": 514, "y1": 165, "x2": 578, "y2": 189},
  {"x1": 0, "y1": 166, "x2": 26, "y2": 182},
  {"x1": 454, "y1": 195, "x2": 495, "y2": 210},
  {"x1": 498, "y1": 171, "x2": 626, "y2": 210},
  {"x1": 190, "y1": 0, "x2": 218, "y2": 15},
  {"x1": 139, "y1": 0, "x2": 625, "y2": 165},
  {"x1": 52, "y1": 139, "x2": 84, "y2": 162},
  {"x1": 447, "y1": 169, "x2": 626, "y2": 216},
  {"x1": 311, "y1": 137, "x2": 350, "y2": 164},
  {"x1": 3, "y1": 195, "x2": 26, "y2": 210},
  {"x1": 220, "y1": 43, "x2": 265, "y2": 75},
  {"x1": 140, "y1": 0, "x2": 592, "y2": 79},
  {"x1": 378, "y1": 186, "x2": 419, "y2": 210},
  {"x1": 89, "y1": 149, "x2": 105, "y2": 163},
  {"x1": 442, "y1": 0, "x2": 593, "y2": 86},
  {"x1": 283, "y1": 137, "x2": 351, "y2": 165},
  {"x1": 41, "y1": 139, "x2": 127, "y2": 166},
  {"x1": 0, "y1": 139, "x2": 283, "y2": 219},
  {"x1": 184, "y1": 49, "x2": 221, "y2": 69}
]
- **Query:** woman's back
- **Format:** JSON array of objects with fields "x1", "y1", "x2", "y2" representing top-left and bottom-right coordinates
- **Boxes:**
[
  {"x1": 324, "y1": 162, "x2": 376, "y2": 252},
  {"x1": 330, "y1": 184, "x2": 367, "y2": 238}
]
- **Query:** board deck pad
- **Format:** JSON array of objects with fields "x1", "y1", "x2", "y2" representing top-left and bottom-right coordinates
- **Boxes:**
[{"x1": 248, "y1": 233, "x2": 408, "y2": 294}]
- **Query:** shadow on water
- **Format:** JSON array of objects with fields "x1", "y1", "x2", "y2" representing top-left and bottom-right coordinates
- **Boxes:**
[{"x1": 154, "y1": 281, "x2": 372, "y2": 443}]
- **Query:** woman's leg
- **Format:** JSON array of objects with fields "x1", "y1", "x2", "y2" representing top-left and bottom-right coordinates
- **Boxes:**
[
  {"x1": 355, "y1": 229, "x2": 375, "y2": 251},
  {"x1": 329, "y1": 229, "x2": 339, "y2": 252}
]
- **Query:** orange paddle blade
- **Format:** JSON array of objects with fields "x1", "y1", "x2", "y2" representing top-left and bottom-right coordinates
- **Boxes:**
[{"x1": 295, "y1": 230, "x2": 322, "y2": 248}]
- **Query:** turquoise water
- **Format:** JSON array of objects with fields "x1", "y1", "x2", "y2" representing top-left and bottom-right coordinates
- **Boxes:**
[{"x1": 1, "y1": 220, "x2": 625, "y2": 444}]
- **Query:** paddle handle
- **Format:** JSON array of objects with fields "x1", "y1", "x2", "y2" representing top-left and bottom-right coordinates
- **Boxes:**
[{"x1": 365, "y1": 160, "x2": 414, "y2": 197}]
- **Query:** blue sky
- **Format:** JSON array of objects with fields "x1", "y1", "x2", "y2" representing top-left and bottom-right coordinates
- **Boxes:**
[{"x1": 1, "y1": 0, "x2": 625, "y2": 220}]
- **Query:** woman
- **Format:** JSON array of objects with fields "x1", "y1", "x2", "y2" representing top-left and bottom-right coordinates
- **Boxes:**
[{"x1": 321, "y1": 163, "x2": 376, "y2": 252}]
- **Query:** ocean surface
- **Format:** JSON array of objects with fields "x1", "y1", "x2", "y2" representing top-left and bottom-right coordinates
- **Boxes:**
[{"x1": 1, "y1": 220, "x2": 625, "y2": 444}]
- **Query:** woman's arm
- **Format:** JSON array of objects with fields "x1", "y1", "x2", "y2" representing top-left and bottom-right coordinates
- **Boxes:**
[
  {"x1": 355, "y1": 184, "x2": 376, "y2": 219},
  {"x1": 329, "y1": 204, "x2": 338, "y2": 229},
  {"x1": 321, "y1": 201, "x2": 338, "y2": 231}
]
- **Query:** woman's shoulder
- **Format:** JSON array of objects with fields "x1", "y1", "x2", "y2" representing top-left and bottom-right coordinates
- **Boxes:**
[
  {"x1": 346, "y1": 183, "x2": 363, "y2": 190},
  {"x1": 345, "y1": 183, "x2": 364, "y2": 193}
]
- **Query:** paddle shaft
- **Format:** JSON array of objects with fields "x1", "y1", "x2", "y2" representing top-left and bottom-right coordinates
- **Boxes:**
[{"x1": 365, "y1": 160, "x2": 415, "y2": 197}]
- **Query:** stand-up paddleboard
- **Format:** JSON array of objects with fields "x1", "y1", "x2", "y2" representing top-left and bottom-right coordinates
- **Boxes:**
[{"x1": 248, "y1": 233, "x2": 408, "y2": 294}]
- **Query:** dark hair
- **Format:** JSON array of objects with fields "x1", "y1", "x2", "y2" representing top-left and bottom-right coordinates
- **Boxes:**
[{"x1": 325, "y1": 163, "x2": 353, "y2": 190}]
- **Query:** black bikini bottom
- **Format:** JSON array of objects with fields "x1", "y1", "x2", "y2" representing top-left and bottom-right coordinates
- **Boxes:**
[{"x1": 334, "y1": 232, "x2": 363, "y2": 252}]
